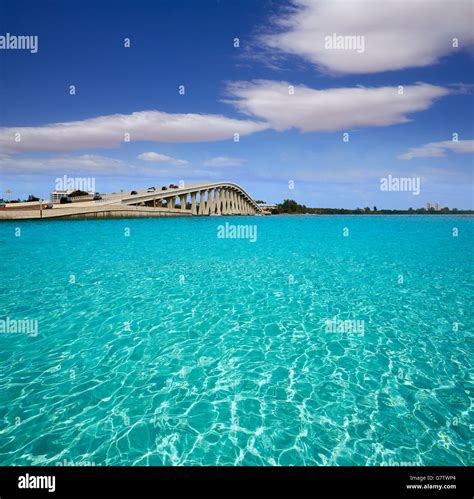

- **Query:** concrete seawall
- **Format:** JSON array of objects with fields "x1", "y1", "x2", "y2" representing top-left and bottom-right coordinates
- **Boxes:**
[{"x1": 0, "y1": 205, "x2": 192, "y2": 220}]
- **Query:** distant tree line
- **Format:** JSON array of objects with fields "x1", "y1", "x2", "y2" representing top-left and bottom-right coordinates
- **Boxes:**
[
  {"x1": 1, "y1": 194, "x2": 40, "y2": 203},
  {"x1": 271, "y1": 199, "x2": 473, "y2": 215},
  {"x1": 1, "y1": 190, "x2": 91, "y2": 203}
]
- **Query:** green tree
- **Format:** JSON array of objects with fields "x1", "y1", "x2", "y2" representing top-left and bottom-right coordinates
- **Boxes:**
[
  {"x1": 274, "y1": 199, "x2": 308, "y2": 214},
  {"x1": 69, "y1": 190, "x2": 89, "y2": 197}
]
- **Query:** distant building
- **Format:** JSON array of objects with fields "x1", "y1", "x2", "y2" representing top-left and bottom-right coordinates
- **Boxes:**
[
  {"x1": 50, "y1": 190, "x2": 72, "y2": 203},
  {"x1": 50, "y1": 189, "x2": 94, "y2": 203},
  {"x1": 259, "y1": 205, "x2": 276, "y2": 215},
  {"x1": 435, "y1": 203, "x2": 440, "y2": 211},
  {"x1": 426, "y1": 202, "x2": 432, "y2": 210}
]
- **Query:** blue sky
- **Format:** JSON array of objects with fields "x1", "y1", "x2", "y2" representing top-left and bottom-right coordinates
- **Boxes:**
[{"x1": 0, "y1": 0, "x2": 473, "y2": 208}]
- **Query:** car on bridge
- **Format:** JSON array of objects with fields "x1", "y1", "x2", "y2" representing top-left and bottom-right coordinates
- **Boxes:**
[
  {"x1": 147, "y1": 187, "x2": 156, "y2": 192},
  {"x1": 161, "y1": 186, "x2": 168, "y2": 190},
  {"x1": 130, "y1": 190, "x2": 138, "y2": 195},
  {"x1": 93, "y1": 194, "x2": 102, "y2": 201}
]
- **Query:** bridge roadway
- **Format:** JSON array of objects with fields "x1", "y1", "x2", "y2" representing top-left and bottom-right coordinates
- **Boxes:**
[
  {"x1": 90, "y1": 181, "x2": 261, "y2": 215},
  {"x1": 0, "y1": 182, "x2": 262, "y2": 220}
]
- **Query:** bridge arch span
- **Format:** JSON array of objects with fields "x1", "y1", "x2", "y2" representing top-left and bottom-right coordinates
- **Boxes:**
[{"x1": 119, "y1": 181, "x2": 262, "y2": 216}]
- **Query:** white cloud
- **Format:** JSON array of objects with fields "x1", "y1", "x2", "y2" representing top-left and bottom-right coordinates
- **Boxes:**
[
  {"x1": 0, "y1": 153, "x2": 173, "y2": 178},
  {"x1": 0, "y1": 80, "x2": 455, "y2": 160},
  {"x1": 0, "y1": 154, "x2": 131, "y2": 174},
  {"x1": 261, "y1": 0, "x2": 474, "y2": 74},
  {"x1": 226, "y1": 80, "x2": 450, "y2": 132},
  {"x1": 0, "y1": 153, "x2": 240, "y2": 178},
  {"x1": 398, "y1": 139, "x2": 474, "y2": 160},
  {"x1": 137, "y1": 152, "x2": 189, "y2": 166},
  {"x1": 0, "y1": 110, "x2": 268, "y2": 154},
  {"x1": 203, "y1": 156, "x2": 246, "y2": 167}
]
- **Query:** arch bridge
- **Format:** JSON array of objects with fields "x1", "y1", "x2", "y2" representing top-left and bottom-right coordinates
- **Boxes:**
[
  {"x1": 113, "y1": 182, "x2": 262, "y2": 216},
  {"x1": 0, "y1": 182, "x2": 262, "y2": 220}
]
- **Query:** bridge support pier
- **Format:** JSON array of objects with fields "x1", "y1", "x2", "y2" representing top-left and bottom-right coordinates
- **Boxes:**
[
  {"x1": 216, "y1": 188, "x2": 221, "y2": 215},
  {"x1": 227, "y1": 190, "x2": 231, "y2": 214},
  {"x1": 229, "y1": 191, "x2": 235, "y2": 214},
  {"x1": 225, "y1": 190, "x2": 230, "y2": 214},
  {"x1": 198, "y1": 191, "x2": 205, "y2": 215},
  {"x1": 208, "y1": 189, "x2": 215, "y2": 215},
  {"x1": 231, "y1": 191, "x2": 234, "y2": 214},
  {"x1": 221, "y1": 190, "x2": 226, "y2": 215},
  {"x1": 204, "y1": 190, "x2": 211, "y2": 215}
]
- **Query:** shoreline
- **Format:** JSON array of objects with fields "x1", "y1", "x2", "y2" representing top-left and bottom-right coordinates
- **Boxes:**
[{"x1": 1, "y1": 213, "x2": 473, "y2": 222}]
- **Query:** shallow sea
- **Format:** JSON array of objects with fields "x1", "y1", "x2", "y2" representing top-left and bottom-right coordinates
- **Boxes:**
[{"x1": 0, "y1": 215, "x2": 472, "y2": 465}]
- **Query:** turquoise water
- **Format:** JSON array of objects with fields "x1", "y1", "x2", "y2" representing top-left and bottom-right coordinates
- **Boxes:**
[{"x1": 0, "y1": 216, "x2": 472, "y2": 466}]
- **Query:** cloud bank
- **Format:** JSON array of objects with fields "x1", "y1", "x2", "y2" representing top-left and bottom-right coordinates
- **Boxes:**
[
  {"x1": 0, "y1": 154, "x2": 134, "y2": 175},
  {"x1": 261, "y1": 0, "x2": 474, "y2": 74},
  {"x1": 398, "y1": 139, "x2": 474, "y2": 160},
  {"x1": 137, "y1": 152, "x2": 189, "y2": 166},
  {"x1": 226, "y1": 80, "x2": 450, "y2": 132},
  {"x1": 0, "y1": 110, "x2": 268, "y2": 154},
  {"x1": 0, "y1": 81, "x2": 453, "y2": 163}
]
